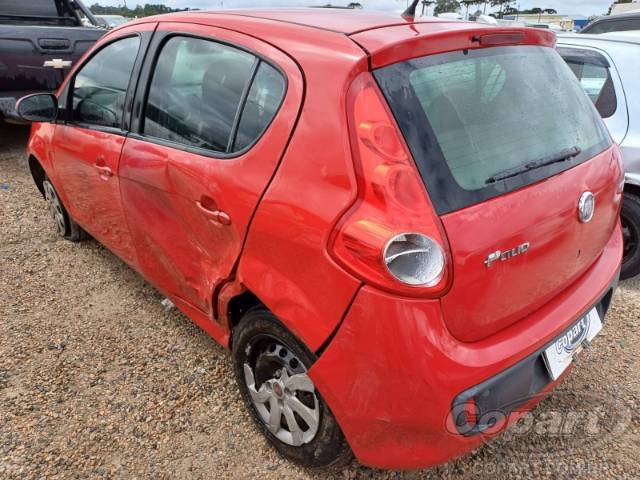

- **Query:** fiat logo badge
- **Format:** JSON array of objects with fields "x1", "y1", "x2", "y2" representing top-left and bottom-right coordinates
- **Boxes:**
[{"x1": 578, "y1": 192, "x2": 595, "y2": 223}]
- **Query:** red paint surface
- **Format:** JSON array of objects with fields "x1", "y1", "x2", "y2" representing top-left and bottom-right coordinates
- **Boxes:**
[{"x1": 441, "y1": 147, "x2": 622, "y2": 342}]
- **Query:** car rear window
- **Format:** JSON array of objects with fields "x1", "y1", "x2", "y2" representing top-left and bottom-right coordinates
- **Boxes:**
[
  {"x1": 558, "y1": 47, "x2": 617, "y2": 119},
  {"x1": 582, "y1": 18, "x2": 640, "y2": 34},
  {"x1": 375, "y1": 46, "x2": 612, "y2": 214},
  {"x1": 0, "y1": 0, "x2": 60, "y2": 17}
]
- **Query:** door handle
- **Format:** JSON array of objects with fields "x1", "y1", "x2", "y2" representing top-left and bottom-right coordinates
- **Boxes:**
[
  {"x1": 196, "y1": 201, "x2": 232, "y2": 225},
  {"x1": 94, "y1": 164, "x2": 113, "y2": 180}
]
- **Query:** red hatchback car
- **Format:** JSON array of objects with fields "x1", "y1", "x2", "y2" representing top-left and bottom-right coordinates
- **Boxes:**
[{"x1": 17, "y1": 8, "x2": 624, "y2": 470}]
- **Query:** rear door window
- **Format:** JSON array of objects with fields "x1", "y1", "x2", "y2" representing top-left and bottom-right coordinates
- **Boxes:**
[
  {"x1": 143, "y1": 36, "x2": 255, "y2": 153},
  {"x1": 142, "y1": 36, "x2": 286, "y2": 155},
  {"x1": 375, "y1": 46, "x2": 612, "y2": 214},
  {"x1": 233, "y1": 62, "x2": 286, "y2": 151},
  {"x1": 558, "y1": 47, "x2": 617, "y2": 118}
]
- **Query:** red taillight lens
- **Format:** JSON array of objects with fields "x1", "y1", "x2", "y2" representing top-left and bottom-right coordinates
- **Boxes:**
[
  {"x1": 329, "y1": 72, "x2": 451, "y2": 297},
  {"x1": 464, "y1": 397, "x2": 478, "y2": 427},
  {"x1": 475, "y1": 32, "x2": 525, "y2": 46}
]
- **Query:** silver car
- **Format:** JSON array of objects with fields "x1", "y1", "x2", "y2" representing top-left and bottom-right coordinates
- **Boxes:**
[{"x1": 558, "y1": 32, "x2": 640, "y2": 279}]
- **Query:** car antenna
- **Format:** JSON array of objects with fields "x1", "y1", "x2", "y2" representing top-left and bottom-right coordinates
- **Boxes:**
[{"x1": 402, "y1": 0, "x2": 420, "y2": 20}]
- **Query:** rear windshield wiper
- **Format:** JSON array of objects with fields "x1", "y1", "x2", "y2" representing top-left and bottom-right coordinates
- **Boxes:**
[{"x1": 485, "y1": 146, "x2": 582, "y2": 184}]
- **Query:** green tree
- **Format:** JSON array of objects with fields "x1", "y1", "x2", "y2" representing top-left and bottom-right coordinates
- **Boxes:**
[
  {"x1": 474, "y1": 0, "x2": 489, "y2": 15},
  {"x1": 434, "y1": 0, "x2": 460, "y2": 15},
  {"x1": 608, "y1": 1, "x2": 632, "y2": 15},
  {"x1": 421, "y1": 0, "x2": 436, "y2": 16},
  {"x1": 461, "y1": 0, "x2": 475, "y2": 18},
  {"x1": 490, "y1": 0, "x2": 514, "y2": 18},
  {"x1": 88, "y1": 3, "x2": 189, "y2": 18}
]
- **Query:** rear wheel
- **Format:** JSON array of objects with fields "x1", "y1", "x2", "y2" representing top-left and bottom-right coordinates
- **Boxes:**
[
  {"x1": 42, "y1": 178, "x2": 88, "y2": 242},
  {"x1": 232, "y1": 307, "x2": 351, "y2": 468},
  {"x1": 621, "y1": 192, "x2": 640, "y2": 280}
]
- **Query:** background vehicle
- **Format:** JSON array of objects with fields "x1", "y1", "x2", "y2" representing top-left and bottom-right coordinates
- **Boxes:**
[
  {"x1": 94, "y1": 15, "x2": 129, "y2": 29},
  {"x1": 17, "y1": 9, "x2": 623, "y2": 470},
  {"x1": 581, "y1": 11, "x2": 640, "y2": 34},
  {"x1": 0, "y1": 0, "x2": 104, "y2": 122},
  {"x1": 558, "y1": 32, "x2": 640, "y2": 278}
]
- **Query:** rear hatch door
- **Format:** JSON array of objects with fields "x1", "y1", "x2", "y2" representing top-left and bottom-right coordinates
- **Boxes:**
[{"x1": 374, "y1": 41, "x2": 621, "y2": 342}]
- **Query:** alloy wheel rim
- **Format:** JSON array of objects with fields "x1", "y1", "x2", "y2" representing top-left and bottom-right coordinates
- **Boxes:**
[
  {"x1": 43, "y1": 181, "x2": 66, "y2": 236},
  {"x1": 621, "y1": 215, "x2": 638, "y2": 263},
  {"x1": 243, "y1": 340, "x2": 320, "y2": 447}
]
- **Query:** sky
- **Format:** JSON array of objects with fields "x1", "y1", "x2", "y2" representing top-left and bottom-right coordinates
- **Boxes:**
[{"x1": 98, "y1": 0, "x2": 617, "y2": 18}]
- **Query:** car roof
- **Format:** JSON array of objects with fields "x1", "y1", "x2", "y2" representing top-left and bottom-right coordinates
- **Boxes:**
[
  {"x1": 119, "y1": 9, "x2": 555, "y2": 69},
  {"x1": 144, "y1": 8, "x2": 456, "y2": 35}
]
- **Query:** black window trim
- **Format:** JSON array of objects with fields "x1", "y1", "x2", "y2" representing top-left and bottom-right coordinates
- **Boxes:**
[
  {"x1": 130, "y1": 30, "x2": 289, "y2": 160},
  {"x1": 556, "y1": 46, "x2": 610, "y2": 69},
  {"x1": 62, "y1": 30, "x2": 154, "y2": 137}
]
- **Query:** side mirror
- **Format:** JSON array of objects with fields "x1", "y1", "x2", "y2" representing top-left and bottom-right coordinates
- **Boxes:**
[{"x1": 15, "y1": 93, "x2": 58, "y2": 122}]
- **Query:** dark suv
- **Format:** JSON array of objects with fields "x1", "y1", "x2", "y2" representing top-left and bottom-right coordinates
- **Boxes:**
[{"x1": 0, "y1": 0, "x2": 104, "y2": 122}]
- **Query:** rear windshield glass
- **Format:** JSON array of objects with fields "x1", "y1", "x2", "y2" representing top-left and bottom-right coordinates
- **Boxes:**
[
  {"x1": 582, "y1": 18, "x2": 640, "y2": 34},
  {"x1": 0, "y1": 0, "x2": 60, "y2": 17},
  {"x1": 375, "y1": 46, "x2": 612, "y2": 214}
]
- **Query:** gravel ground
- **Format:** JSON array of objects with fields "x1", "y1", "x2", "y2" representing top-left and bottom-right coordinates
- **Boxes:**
[{"x1": 1, "y1": 123, "x2": 639, "y2": 479}]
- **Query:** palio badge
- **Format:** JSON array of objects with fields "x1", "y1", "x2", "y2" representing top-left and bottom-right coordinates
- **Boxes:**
[{"x1": 484, "y1": 242, "x2": 530, "y2": 267}]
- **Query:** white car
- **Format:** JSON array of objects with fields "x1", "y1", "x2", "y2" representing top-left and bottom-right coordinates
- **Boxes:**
[
  {"x1": 93, "y1": 14, "x2": 129, "y2": 29},
  {"x1": 558, "y1": 32, "x2": 640, "y2": 279}
]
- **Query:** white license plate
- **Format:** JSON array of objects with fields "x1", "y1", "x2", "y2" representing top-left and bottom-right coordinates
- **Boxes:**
[{"x1": 543, "y1": 308, "x2": 603, "y2": 381}]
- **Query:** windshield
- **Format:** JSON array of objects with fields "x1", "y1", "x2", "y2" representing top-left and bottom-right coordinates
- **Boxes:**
[{"x1": 374, "y1": 45, "x2": 611, "y2": 214}]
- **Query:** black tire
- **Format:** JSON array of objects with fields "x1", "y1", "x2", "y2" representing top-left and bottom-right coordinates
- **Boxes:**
[
  {"x1": 621, "y1": 193, "x2": 640, "y2": 280},
  {"x1": 42, "y1": 177, "x2": 89, "y2": 242},
  {"x1": 232, "y1": 307, "x2": 352, "y2": 469}
]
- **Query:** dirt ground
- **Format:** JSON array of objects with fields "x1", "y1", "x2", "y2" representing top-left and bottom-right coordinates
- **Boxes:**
[{"x1": 1, "y1": 123, "x2": 638, "y2": 479}]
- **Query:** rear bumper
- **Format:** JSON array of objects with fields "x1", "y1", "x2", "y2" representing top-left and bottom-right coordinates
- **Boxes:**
[{"x1": 309, "y1": 222, "x2": 623, "y2": 470}]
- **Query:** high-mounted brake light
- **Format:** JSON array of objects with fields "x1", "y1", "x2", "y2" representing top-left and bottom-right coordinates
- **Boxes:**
[
  {"x1": 473, "y1": 32, "x2": 525, "y2": 46},
  {"x1": 329, "y1": 73, "x2": 451, "y2": 297}
]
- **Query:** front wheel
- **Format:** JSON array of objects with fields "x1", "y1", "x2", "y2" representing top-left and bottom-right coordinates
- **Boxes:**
[
  {"x1": 232, "y1": 307, "x2": 351, "y2": 468},
  {"x1": 621, "y1": 192, "x2": 640, "y2": 280}
]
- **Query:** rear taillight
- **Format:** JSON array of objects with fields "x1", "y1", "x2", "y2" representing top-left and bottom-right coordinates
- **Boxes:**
[{"x1": 329, "y1": 72, "x2": 451, "y2": 297}]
